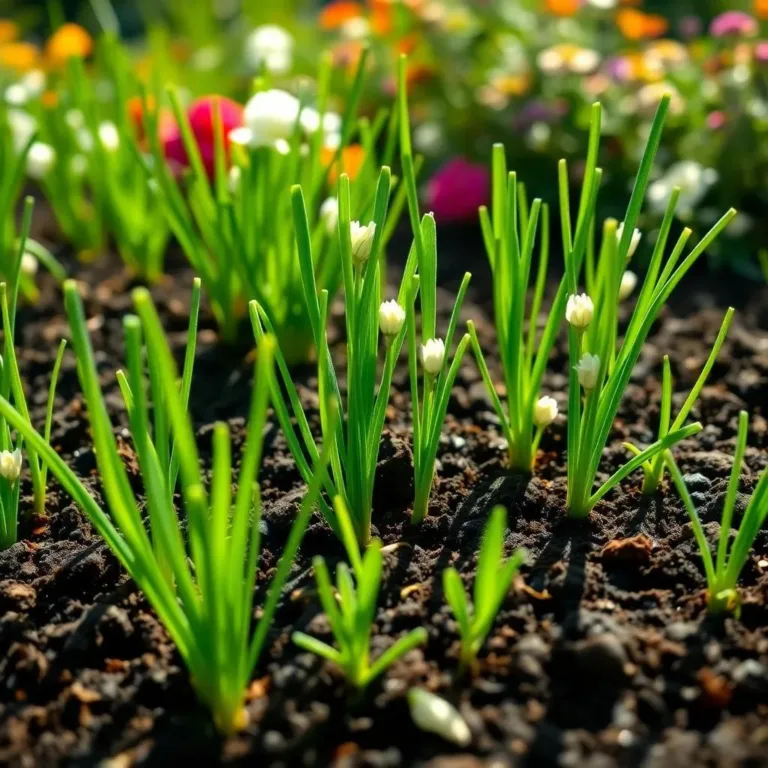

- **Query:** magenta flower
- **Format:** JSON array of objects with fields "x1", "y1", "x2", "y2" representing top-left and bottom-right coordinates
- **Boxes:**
[
  {"x1": 678, "y1": 16, "x2": 703, "y2": 39},
  {"x1": 706, "y1": 111, "x2": 727, "y2": 130},
  {"x1": 710, "y1": 11, "x2": 758, "y2": 38},
  {"x1": 756, "y1": 41, "x2": 768, "y2": 63},
  {"x1": 426, "y1": 158, "x2": 489, "y2": 223},
  {"x1": 164, "y1": 96, "x2": 244, "y2": 178}
]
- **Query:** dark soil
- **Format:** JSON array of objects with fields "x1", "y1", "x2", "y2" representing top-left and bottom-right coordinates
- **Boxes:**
[{"x1": 2, "y1": 222, "x2": 768, "y2": 767}]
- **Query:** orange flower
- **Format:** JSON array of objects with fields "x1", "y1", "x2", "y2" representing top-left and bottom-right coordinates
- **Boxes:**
[
  {"x1": 331, "y1": 40, "x2": 365, "y2": 72},
  {"x1": 322, "y1": 143, "x2": 365, "y2": 183},
  {"x1": 45, "y1": 23, "x2": 93, "y2": 67},
  {"x1": 544, "y1": 0, "x2": 580, "y2": 17},
  {"x1": 616, "y1": 9, "x2": 668, "y2": 41},
  {"x1": 320, "y1": 2, "x2": 364, "y2": 29},
  {"x1": 0, "y1": 41, "x2": 39, "y2": 72},
  {"x1": 0, "y1": 19, "x2": 20, "y2": 44},
  {"x1": 756, "y1": 0, "x2": 768, "y2": 19},
  {"x1": 371, "y1": 0, "x2": 393, "y2": 34},
  {"x1": 42, "y1": 89, "x2": 58, "y2": 108}
]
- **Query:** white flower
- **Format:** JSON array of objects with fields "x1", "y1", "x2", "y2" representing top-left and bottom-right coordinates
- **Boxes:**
[
  {"x1": 588, "y1": 0, "x2": 617, "y2": 8},
  {"x1": 319, "y1": 197, "x2": 339, "y2": 234},
  {"x1": 6, "y1": 109, "x2": 37, "y2": 153},
  {"x1": 4, "y1": 83, "x2": 28, "y2": 106},
  {"x1": 341, "y1": 17, "x2": 370, "y2": 40},
  {"x1": 566, "y1": 293, "x2": 594, "y2": 329},
  {"x1": 616, "y1": 223, "x2": 641, "y2": 258},
  {"x1": 379, "y1": 300, "x2": 406, "y2": 337},
  {"x1": 76, "y1": 128, "x2": 94, "y2": 153},
  {"x1": 569, "y1": 49, "x2": 600, "y2": 75},
  {"x1": 0, "y1": 449, "x2": 22, "y2": 483},
  {"x1": 20, "y1": 70, "x2": 46, "y2": 98},
  {"x1": 413, "y1": 122, "x2": 444, "y2": 155},
  {"x1": 421, "y1": 338, "x2": 445, "y2": 376},
  {"x1": 21, "y1": 252, "x2": 38, "y2": 277},
  {"x1": 647, "y1": 161, "x2": 718, "y2": 220},
  {"x1": 537, "y1": 48, "x2": 565, "y2": 75},
  {"x1": 26, "y1": 142, "x2": 55, "y2": 180},
  {"x1": 575, "y1": 353, "x2": 601, "y2": 391},
  {"x1": 350, "y1": 220, "x2": 376, "y2": 265},
  {"x1": 98, "y1": 121, "x2": 120, "y2": 152},
  {"x1": 619, "y1": 270, "x2": 638, "y2": 301},
  {"x1": 228, "y1": 125, "x2": 253, "y2": 148},
  {"x1": 244, "y1": 25, "x2": 294, "y2": 75},
  {"x1": 243, "y1": 89, "x2": 301, "y2": 149},
  {"x1": 534, "y1": 396, "x2": 559, "y2": 428},
  {"x1": 407, "y1": 689, "x2": 471, "y2": 747}
]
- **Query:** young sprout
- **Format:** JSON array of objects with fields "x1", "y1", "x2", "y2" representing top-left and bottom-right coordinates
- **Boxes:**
[
  {"x1": 398, "y1": 56, "x2": 471, "y2": 525},
  {"x1": 624, "y1": 308, "x2": 734, "y2": 495},
  {"x1": 0, "y1": 281, "x2": 333, "y2": 734},
  {"x1": 252, "y1": 167, "x2": 414, "y2": 549},
  {"x1": 292, "y1": 497, "x2": 427, "y2": 687},
  {"x1": 467, "y1": 143, "x2": 561, "y2": 472},
  {"x1": 760, "y1": 249, "x2": 768, "y2": 283},
  {"x1": 0, "y1": 204, "x2": 66, "y2": 549},
  {"x1": 666, "y1": 411, "x2": 768, "y2": 616},
  {"x1": 442, "y1": 506, "x2": 525, "y2": 671},
  {"x1": 563, "y1": 98, "x2": 736, "y2": 518}
]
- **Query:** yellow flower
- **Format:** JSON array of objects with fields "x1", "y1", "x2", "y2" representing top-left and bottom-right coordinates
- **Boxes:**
[
  {"x1": 0, "y1": 41, "x2": 40, "y2": 72},
  {"x1": 45, "y1": 23, "x2": 93, "y2": 67}
]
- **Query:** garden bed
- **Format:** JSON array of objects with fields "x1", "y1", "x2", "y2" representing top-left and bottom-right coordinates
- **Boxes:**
[{"x1": 1, "y1": 231, "x2": 767, "y2": 767}]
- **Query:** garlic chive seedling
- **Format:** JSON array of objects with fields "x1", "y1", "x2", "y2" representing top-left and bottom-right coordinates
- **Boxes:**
[
  {"x1": 149, "y1": 51, "x2": 404, "y2": 356},
  {"x1": 398, "y1": 60, "x2": 471, "y2": 524},
  {"x1": 252, "y1": 168, "x2": 415, "y2": 549},
  {"x1": 442, "y1": 506, "x2": 525, "y2": 671},
  {"x1": 0, "y1": 282, "x2": 333, "y2": 734},
  {"x1": 292, "y1": 497, "x2": 428, "y2": 688},
  {"x1": 0, "y1": 205, "x2": 66, "y2": 549},
  {"x1": 666, "y1": 411, "x2": 768, "y2": 616},
  {"x1": 624, "y1": 308, "x2": 734, "y2": 495},
  {"x1": 563, "y1": 97, "x2": 735, "y2": 518},
  {"x1": 467, "y1": 144, "x2": 563, "y2": 471}
]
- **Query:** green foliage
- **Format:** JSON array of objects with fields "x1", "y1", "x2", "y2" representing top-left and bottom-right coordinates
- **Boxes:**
[
  {"x1": 0, "y1": 280, "x2": 332, "y2": 734},
  {"x1": 468, "y1": 146, "x2": 560, "y2": 472},
  {"x1": 252, "y1": 167, "x2": 414, "y2": 549},
  {"x1": 666, "y1": 411, "x2": 768, "y2": 616},
  {"x1": 0, "y1": 203, "x2": 66, "y2": 548},
  {"x1": 563, "y1": 98, "x2": 735, "y2": 518},
  {"x1": 398, "y1": 57, "x2": 471, "y2": 524},
  {"x1": 624, "y1": 308, "x2": 733, "y2": 495},
  {"x1": 147, "y1": 50, "x2": 405, "y2": 353},
  {"x1": 292, "y1": 496, "x2": 428, "y2": 688},
  {"x1": 442, "y1": 506, "x2": 525, "y2": 670}
]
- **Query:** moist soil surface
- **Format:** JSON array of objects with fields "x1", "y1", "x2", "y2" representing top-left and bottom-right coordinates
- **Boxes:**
[{"x1": 1, "y1": 226, "x2": 768, "y2": 767}]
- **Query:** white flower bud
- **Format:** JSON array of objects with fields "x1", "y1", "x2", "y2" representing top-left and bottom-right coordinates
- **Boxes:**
[
  {"x1": 350, "y1": 220, "x2": 376, "y2": 266},
  {"x1": 619, "y1": 270, "x2": 638, "y2": 301},
  {"x1": 565, "y1": 293, "x2": 594, "y2": 329},
  {"x1": 420, "y1": 338, "x2": 445, "y2": 376},
  {"x1": 407, "y1": 688, "x2": 471, "y2": 747},
  {"x1": 26, "y1": 142, "x2": 55, "y2": 180},
  {"x1": 21, "y1": 252, "x2": 38, "y2": 277},
  {"x1": 575, "y1": 353, "x2": 601, "y2": 391},
  {"x1": 379, "y1": 300, "x2": 405, "y2": 337},
  {"x1": 244, "y1": 24, "x2": 294, "y2": 75},
  {"x1": 0, "y1": 449, "x2": 22, "y2": 483},
  {"x1": 319, "y1": 197, "x2": 339, "y2": 234},
  {"x1": 616, "y1": 222, "x2": 642, "y2": 258},
  {"x1": 98, "y1": 121, "x2": 120, "y2": 152},
  {"x1": 534, "y1": 396, "x2": 559, "y2": 428}
]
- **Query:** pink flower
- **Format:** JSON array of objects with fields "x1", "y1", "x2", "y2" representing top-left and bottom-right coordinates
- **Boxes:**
[
  {"x1": 706, "y1": 111, "x2": 727, "y2": 130},
  {"x1": 425, "y1": 158, "x2": 489, "y2": 222},
  {"x1": 756, "y1": 41, "x2": 768, "y2": 62},
  {"x1": 710, "y1": 12, "x2": 758, "y2": 38},
  {"x1": 163, "y1": 96, "x2": 244, "y2": 178}
]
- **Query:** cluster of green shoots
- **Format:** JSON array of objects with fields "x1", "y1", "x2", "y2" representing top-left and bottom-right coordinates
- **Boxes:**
[
  {"x1": 667, "y1": 411, "x2": 768, "y2": 616},
  {"x1": 146, "y1": 49, "x2": 404, "y2": 356},
  {"x1": 0, "y1": 202, "x2": 65, "y2": 548},
  {"x1": 0, "y1": 280, "x2": 334, "y2": 734}
]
